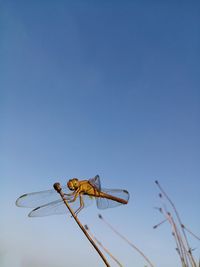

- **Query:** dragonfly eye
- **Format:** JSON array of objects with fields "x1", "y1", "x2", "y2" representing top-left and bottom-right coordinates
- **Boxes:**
[
  {"x1": 67, "y1": 178, "x2": 79, "y2": 190},
  {"x1": 67, "y1": 180, "x2": 74, "y2": 190},
  {"x1": 73, "y1": 179, "x2": 79, "y2": 188}
]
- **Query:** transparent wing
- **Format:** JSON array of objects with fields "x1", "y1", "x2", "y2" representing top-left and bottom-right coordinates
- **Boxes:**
[
  {"x1": 16, "y1": 185, "x2": 71, "y2": 208},
  {"x1": 96, "y1": 188, "x2": 130, "y2": 209},
  {"x1": 28, "y1": 194, "x2": 94, "y2": 217},
  {"x1": 89, "y1": 175, "x2": 101, "y2": 191}
]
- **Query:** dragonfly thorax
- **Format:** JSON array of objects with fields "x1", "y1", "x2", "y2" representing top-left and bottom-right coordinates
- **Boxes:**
[{"x1": 67, "y1": 178, "x2": 80, "y2": 190}]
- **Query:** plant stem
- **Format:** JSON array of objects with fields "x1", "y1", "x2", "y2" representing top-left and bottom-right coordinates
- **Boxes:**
[
  {"x1": 98, "y1": 214, "x2": 155, "y2": 267},
  {"x1": 155, "y1": 180, "x2": 197, "y2": 267},
  {"x1": 85, "y1": 225, "x2": 124, "y2": 267},
  {"x1": 182, "y1": 224, "x2": 200, "y2": 241},
  {"x1": 54, "y1": 183, "x2": 110, "y2": 267}
]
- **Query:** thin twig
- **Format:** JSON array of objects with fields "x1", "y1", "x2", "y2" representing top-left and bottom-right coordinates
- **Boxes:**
[
  {"x1": 98, "y1": 214, "x2": 155, "y2": 267},
  {"x1": 158, "y1": 193, "x2": 190, "y2": 266},
  {"x1": 155, "y1": 181, "x2": 196, "y2": 267},
  {"x1": 160, "y1": 206, "x2": 186, "y2": 266},
  {"x1": 85, "y1": 225, "x2": 124, "y2": 267},
  {"x1": 153, "y1": 219, "x2": 167, "y2": 229},
  {"x1": 182, "y1": 224, "x2": 200, "y2": 242},
  {"x1": 54, "y1": 183, "x2": 110, "y2": 267},
  {"x1": 168, "y1": 213, "x2": 189, "y2": 267}
]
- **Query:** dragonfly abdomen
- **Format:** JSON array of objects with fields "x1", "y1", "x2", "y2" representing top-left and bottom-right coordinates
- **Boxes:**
[{"x1": 99, "y1": 191, "x2": 128, "y2": 204}]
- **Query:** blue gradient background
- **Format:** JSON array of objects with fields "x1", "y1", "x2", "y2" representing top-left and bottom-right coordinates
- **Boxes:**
[{"x1": 1, "y1": 1, "x2": 200, "y2": 267}]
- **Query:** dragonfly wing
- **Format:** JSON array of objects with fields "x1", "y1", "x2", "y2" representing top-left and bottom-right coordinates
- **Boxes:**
[
  {"x1": 29, "y1": 199, "x2": 69, "y2": 217},
  {"x1": 16, "y1": 185, "x2": 71, "y2": 208},
  {"x1": 89, "y1": 175, "x2": 101, "y2": 191},
  {"x1": 96, "y1": 188, "x2": 130, "y2": 209},
  {"x1": 28, "y1": 194, "x2": 94, "y2": 217}
]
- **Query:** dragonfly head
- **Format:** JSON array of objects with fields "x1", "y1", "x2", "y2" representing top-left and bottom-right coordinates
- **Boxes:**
[{"x1": 67, "y1": 178, "x2": 80, "y2": 190}]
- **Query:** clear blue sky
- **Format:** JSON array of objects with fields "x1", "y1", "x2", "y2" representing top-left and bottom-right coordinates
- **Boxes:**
[{"x1": 1, "y1": 1, "x2": 200, "y2": 267}]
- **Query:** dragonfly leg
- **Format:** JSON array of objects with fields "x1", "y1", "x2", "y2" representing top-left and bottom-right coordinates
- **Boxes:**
[
  {"x1": 67, "y1": 189, "x2": 80, "y2": 204},
  {"x1": 74, "y1": 194, "x2": 84, "y2": 215},
  {"x1": 64, "y1": 191, "x2": 76, "y2": 198}
]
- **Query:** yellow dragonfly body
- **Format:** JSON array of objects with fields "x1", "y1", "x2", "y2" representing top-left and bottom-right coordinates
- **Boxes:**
[{"x1": 16, "y1": 175, "x2": 129, "y2": 217}]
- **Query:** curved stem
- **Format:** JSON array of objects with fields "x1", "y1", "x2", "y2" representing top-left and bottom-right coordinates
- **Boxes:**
[{"x1": 98, "y1": 214, "x2": 155, "y2": 267}]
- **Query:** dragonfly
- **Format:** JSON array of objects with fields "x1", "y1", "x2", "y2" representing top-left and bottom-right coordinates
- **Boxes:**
[{"x1": 16, "y1": 175, "x2": 129, "y2": 217}]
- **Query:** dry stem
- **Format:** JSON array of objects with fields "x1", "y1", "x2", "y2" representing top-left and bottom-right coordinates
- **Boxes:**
[
  {"x1": 85, "y1": 225, "x2": 123, "y2": 267},
  {"x1": 54, "y1": 182, "x2": 110, "y2": 267},
  {"x1": 98, "y1": 214, "x2": 155, "y2": 267}
]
